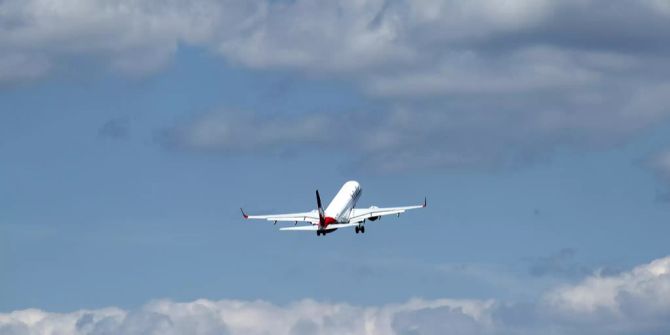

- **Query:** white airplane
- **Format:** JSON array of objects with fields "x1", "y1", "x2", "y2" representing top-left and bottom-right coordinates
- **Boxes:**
[{"x1": 241, "y1": 180, "x2": 426, "y2": 236}]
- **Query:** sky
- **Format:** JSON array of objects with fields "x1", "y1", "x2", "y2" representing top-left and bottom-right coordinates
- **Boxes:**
[{"x1": 2, "y1": 0, "x2": 670, "y2": 334}]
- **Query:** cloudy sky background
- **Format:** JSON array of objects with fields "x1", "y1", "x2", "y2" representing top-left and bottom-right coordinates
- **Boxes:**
[{"x1": 2, "y1": 0, "x2": 670, "y2": 334}]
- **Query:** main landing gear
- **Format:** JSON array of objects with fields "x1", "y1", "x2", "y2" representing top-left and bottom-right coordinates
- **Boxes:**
[{"x1": 355, "y1": 226, "x2": 365, "y2": 234}]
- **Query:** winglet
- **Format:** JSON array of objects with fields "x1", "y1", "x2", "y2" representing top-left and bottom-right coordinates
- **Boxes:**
[
  {"x1": 423, "y1": 197, "x2": 427, "y2": 208},
  {"x1": 240, "y1": 208, "x2": 249, "y2": 219}
]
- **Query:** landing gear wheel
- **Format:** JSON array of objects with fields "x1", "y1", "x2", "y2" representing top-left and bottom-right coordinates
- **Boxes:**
[
  {"x1": 317, "y1": 231, "x2": 321, "y2": 236},
  {"x1": 355, "y1": 226, "x2": 360, "y2": 234},
  {"x1": 361, "y1": 226, "x2": 365, "y2": 234}
]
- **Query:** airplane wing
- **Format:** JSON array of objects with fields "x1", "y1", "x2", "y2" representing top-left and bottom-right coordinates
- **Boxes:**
[
  {"x1": 240, "y1": 208, "x2": 320, "y2": 224},
  {"x1": 348, "y1": 198, "x2": 426, "y2": 223},
  {"x1": 279, "y1": 223, "x2": 359, "y2": 231}
]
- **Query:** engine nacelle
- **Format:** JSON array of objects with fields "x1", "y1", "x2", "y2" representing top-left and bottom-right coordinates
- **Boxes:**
[{"x1": 368, "y1": 216, "x2": 380, "y2": 221}]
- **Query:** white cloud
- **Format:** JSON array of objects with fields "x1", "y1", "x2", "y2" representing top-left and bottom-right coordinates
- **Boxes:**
[
  {"x1": 545, "y1": 257, "x2": 670, "y2": 312},
  {"x1": 3, "y1": 255, "x2": 670, "y2": 335},
  {"x1": 0, "y1": 299, "x2": 492, "y2": 335},
  {"x1": 537, "y1": 256, "x2": 670, "y2": 334}
]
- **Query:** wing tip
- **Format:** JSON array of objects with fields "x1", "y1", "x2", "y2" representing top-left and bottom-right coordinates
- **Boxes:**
[
  {"x1": 423, "y1": 197, "x2": 427, "y2": 208},
  {"x1": 240, "y1": 208, "x2": 249, "y2": 219}
]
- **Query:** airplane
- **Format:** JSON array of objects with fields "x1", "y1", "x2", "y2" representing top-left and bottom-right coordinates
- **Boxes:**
[{"x1": 240, "y1": 180, "x2": 426, "y2": 236}]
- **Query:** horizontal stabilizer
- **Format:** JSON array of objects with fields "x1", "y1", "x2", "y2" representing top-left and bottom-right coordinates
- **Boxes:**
[
  {"x1": 279, "y1": 223, "x2": 360, "y2": 231},
  {"x1": 279, "y1": 225, "x2": 319, "y2": 231}
]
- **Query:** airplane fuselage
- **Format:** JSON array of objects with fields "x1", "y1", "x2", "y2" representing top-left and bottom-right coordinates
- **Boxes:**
[{"x1": 321, "y1": 180, "x2": 362, "y2": 230}]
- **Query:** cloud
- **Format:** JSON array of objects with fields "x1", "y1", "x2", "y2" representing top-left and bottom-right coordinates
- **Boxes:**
[
  {"x1": 5, "y1": 1, "x2": 670, "y2": 171},
  {"x1": 163, "y1": 83, "x2": 670, "y2": 172},
  {"x1": 3, "y1": 1, "x2": 670, "y2": 84},
  {"x1": 151, "y1": 0, "x2": 670, "y2": 172},
  {"x1": 0, "y1": 0, "x2": 238, "y2": 81},
  {"x1": 3, "y1": 255, "x2": 670, "y2": 335},
  {"x1": 540, "y1": 256, "x2": 670, "y2": 334},
  {"x1": 159, "y1": 111, "x2": 331, "y2": 154},
  {"x1": 0, "y1": 299, "x2": 491, "y2": 335},
  {"x1": 0, "y1": 53, "x2": 50, "y2": 84},
  {"x1": 207, "y1": 0, "x2": 670, "y2": 92}
]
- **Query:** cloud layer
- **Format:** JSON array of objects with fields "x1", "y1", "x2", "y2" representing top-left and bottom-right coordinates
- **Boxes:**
[
  {"x1": 5, "y1": 0, "x2": 670, "y2": 85},
  {"x1": 163, "y1": 83, "x2": 669, "y2": 173},
  {"x1": 164, "y1": 0, "x2": 670, "y2": 171},
  {"x1": 3, "y1": 255, "x2": 670, "y2": 335},
  {"x1": 5, "y1": 0, "x2": 670, "y2": 171}
]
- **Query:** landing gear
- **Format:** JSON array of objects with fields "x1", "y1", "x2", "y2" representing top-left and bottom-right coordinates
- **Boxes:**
[
  {"x1": 317, "y1": 230, "x2": 322, "y2": 236},
  {"x1": 355, "y1": 226, "x2": 366, "y2": 234}
]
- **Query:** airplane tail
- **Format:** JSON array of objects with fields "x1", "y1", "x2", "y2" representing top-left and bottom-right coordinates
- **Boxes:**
[{"x1": 316, "y1": 190, "x2": 325, "y2": 226}]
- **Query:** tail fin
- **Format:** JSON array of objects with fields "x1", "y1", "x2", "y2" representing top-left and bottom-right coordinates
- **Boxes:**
[{"x1": 316, "y1": 190, "x2": 325, "y2": 226}]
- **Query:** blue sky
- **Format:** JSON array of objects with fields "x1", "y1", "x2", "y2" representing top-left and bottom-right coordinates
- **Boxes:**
[{"x1": 2, "y1": 1, "x2": 670, "y2": 334}]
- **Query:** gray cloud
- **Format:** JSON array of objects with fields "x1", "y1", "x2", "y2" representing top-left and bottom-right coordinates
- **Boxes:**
[
  {"x1": 5, "y1": 1, "x2": 670, "y2": 172},
  {"x1": 0, "y1": 53, "x2": 50, "y2": 84},
  {"x1": 0, "y1": 0, "x2": 253, "y2": 81},
  {"x1": 3, "y1": 1, "x2": 670, "y2": 85},
  {"x1": 153, "y1": 0, "x2": 670, "y2": 172},
  {"x1": 162, "y1": 81, "x2": 670, "y2": 173},
  {"x1": 206, "y1": 0, "x2": 670, "y2": 93},
  {"x1": 2, "y1": 255, "x2": 670, "y2": 335}
]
